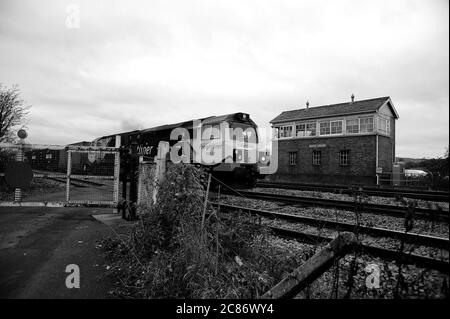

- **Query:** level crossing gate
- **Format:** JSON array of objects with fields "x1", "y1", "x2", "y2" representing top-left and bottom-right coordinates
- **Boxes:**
[{"x1": 0, "y1": 141, "x2": 120, "y2": 208}]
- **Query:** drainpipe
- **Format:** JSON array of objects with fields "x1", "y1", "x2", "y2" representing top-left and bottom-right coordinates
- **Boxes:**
[{"x1": 376, "y1": 134, "x2": 379, "y2": 185}]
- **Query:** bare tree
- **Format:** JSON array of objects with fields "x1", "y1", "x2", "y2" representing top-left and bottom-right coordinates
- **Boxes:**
[{"x1": 0, "y1": 84, "x2": 30, "y2": 142}]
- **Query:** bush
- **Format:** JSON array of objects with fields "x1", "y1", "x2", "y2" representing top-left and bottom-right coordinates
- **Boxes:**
[{"x1": 102, "y1": 164, "x2": 307, "y2": 298}]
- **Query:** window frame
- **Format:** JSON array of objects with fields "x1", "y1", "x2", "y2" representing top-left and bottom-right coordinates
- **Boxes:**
[
  {"x1": 359, "y1": 116, "x2": 374, "y2": 133},
  {"x1": 289, "y1": 151, "x2": 297, "y2": 166},
  {"x1": 312, "y1": 150, "x2": 321, "y2": 166},
  {"x1": 296, "y1": 122, "x2": 317, "y2": 137},
  {"x1": 319, "y1": 121, "x2": 331, "y2": 136},
  {"x1": 306, "y1": 122, "x2": 317, "y2": 136},
  {"x1": 339, "y1": 150, "x2": 350, "y2": 166},
  {"x1": 346, "y1": 118, "x2": 359, "y2": 134},
  {"x1": 377, "y1": 117, "x2": 391, "y2": 135},
  {"x1": 295, "y1": 123, "x2": 306, "y2": 137},
  {"x1": 202, "y1": 124, "x2": 221, "y2": 140},
  {"x1": 278, "y1": 125, "x2": 293, "y2": 138},
  {"x1": 330, "y1": 120, "x2": 343, "y2": 135}
]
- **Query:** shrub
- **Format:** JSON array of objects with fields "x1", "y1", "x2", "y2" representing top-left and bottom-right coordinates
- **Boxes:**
[{"x1": 102, "y1": 164, "x2": 307, "y2": 298}]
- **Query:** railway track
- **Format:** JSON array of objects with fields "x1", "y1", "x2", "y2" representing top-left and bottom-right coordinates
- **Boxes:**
[
  {"x1": 222, "y1": 190, "x2": 449, "y2": 223},
  {"x1": 269, "y1": 225, "x2": 449, "y2": 273},
  {"x1": 210, "y1": 202, "x2": 449, "y2": 273},
  {"x1": 256, "y1": 181, "x2": 450, "y2": 202},
  {"x1": 32, "y1": 170, "x2": 106, "y2": 187},
  {"x1": 42, "y1": 176, "x2": 105, "y2": 188},
  {"x1": 211, "y1": 203, "x2": 449, "y2": 249}
]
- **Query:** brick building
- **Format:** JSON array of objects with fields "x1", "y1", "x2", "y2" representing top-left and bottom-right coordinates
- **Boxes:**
[{"x1": 270, "y1": 96, "x2": 399, "y2": 185}]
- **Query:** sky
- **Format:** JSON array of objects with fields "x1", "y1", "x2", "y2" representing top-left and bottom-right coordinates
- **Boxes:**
[{"x1": 0, "y1": 0, "x2": 448, "y2": 158}]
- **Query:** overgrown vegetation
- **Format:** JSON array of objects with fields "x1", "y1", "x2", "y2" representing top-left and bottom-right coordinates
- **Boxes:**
[
  {"x1": 402, "y1": 147, "x2": 449, "y2": 190},
  {"x1": 102, "y1": 164, "x2": 311, "y2": 298}
]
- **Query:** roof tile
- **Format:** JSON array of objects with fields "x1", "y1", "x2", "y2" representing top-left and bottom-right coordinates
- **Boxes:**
[{"x1": 271, "y1": 96, "x2": 392, "y2": 123}]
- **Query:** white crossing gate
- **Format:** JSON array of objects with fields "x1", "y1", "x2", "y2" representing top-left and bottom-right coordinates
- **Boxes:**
[{"x1": 0, "y1": 142, "x2": 120, "y2": 208}]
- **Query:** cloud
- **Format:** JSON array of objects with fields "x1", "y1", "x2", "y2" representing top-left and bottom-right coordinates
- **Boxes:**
[{"x1": 0, "y1": 0, "x2": 448, "y2": 157}]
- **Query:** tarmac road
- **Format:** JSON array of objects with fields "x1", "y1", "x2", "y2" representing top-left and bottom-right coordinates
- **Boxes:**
[{"x1": 0, "y1": 206, "x2": 127, "y2": 298}]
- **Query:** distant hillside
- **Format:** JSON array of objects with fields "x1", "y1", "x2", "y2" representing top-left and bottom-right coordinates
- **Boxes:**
[{"x1": 396, "y1": 157, "x2": 427, "y2": 163}]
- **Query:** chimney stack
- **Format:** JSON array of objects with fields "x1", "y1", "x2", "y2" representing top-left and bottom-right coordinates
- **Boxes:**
[
  {"x1": 351, "y1": 94, "x2": 355, "y2": 103},
  {"x1": 306, "y1": 100, "x2": 310, "y2": 110}
]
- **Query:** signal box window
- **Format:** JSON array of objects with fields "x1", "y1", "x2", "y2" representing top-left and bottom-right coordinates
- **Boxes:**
[
  {"x1": 339, "y1": 150, "x2": 350, "y2": 166},
  {"x1": 312, "y1": 150, "x2": 321, "y2": 166},
  {"x1": 289, "y1": 152, "x2": 297, "y2": 166},
  {"x1": 360, "y1": 117, "x2": 374, "y2": 133},
  {"x1": 378, "y1": 118, "x2": 391, "y2": 135},
  {"x1": 330, "y1": 121, "x2": 343, "y2": 134},
  {"x1": 319, "y1": 122, "x2": 330, "y2": 135},
  {"x1": 296, "y1": 123, "x2": 316, "y2": 137},
  {"x1": 279, "y1": 126, "x2": 293, "y2": 138},
  {"x1": 346, "y1": 119, "x2": 359, "y2": 134}
]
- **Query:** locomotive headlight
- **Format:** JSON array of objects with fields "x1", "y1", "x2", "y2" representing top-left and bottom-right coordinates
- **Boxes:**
[
  {"x1": 259, "y1": 154, "x2": 270, "y2": 165},
  {"x1": 239, "y1": 113, "x2": 248, "y2": 120}
]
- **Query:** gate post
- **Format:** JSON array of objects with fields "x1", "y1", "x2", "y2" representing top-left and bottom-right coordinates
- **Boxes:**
[
  {"x1": 13, "y1": 141, "x2": 24, "y2": 202},
  {"x1": 13, "y1": 129, "x2": 28, "y2": 203},
  {"x1": 66, "y1": 150, "x2": 72, "y2": 204},
  {"x1": 113, "y1": 135, "x2": 121, "y2": 205},
  {"x1": 152, "y1": 141, "x2": 170, "y2": 204},
  {"x1": 129, "y1": 141, "x2": 139, "y2": 204}
]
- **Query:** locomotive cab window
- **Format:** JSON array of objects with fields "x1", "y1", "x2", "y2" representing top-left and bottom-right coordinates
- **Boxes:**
[
  {"x1": 202, "y1": 125, "x2": 221, "y2": 139},
  {"x1": 230, "y1": 124, "x2": 258, "y2": 143}
]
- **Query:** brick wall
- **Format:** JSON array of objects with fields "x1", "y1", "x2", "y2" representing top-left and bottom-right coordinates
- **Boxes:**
[
  {"x1": 270, "y1": 135, "x2": 380, "y2": 185},
  {"x1": 377, "y1": 135, "x2": 394, "y2": 173}
]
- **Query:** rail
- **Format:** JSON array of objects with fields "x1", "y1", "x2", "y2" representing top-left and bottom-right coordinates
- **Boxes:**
[
  {"x1": 211, "y1": 202, "x2": 450, "y2": 249},
  {"x1": 256, "y1": 181, "x2": 449, "y2": 202},
  {"x1": 210, "y1": 203, "x2": 449, "y2": 273},
  {"x1": 222, "y1": 190, "x2": 449, "y2": 223}
]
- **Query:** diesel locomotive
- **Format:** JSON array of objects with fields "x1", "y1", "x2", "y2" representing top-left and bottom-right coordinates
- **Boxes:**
[{"x1": 92, "y1": 112, "x2": 264, "y2": 186}]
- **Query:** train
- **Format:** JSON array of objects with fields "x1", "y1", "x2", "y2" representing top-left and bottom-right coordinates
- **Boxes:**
[
  {"x1": 93, "y1": 112, "x2": 265, "y2": 186},
  {"x1": 25, "y1": 112, "x2": 267, "y2": 187}
]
